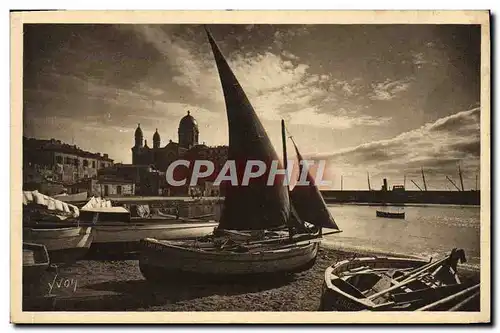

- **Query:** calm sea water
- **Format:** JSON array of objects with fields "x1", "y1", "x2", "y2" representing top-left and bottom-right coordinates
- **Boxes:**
[{"x1": 323, "y1": 204, "x2": 481, "y2": 269}]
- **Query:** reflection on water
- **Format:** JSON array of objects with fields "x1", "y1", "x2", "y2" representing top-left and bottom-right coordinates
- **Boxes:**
[{"x1": 324, "y1": 204, "x2": 480, "y2": 268}]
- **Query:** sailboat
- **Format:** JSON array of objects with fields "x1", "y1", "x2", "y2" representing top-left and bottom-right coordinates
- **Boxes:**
[
  {"x1": 288, "y1": 136, "x2": 341, "y2": 235},
  {"x1": 138, "y1": 27, "x2": 341, "y2": 281}
]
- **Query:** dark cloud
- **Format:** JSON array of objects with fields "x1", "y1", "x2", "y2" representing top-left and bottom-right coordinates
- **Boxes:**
[
  {"x1": 449, "y1": 140, "x2": 480, "y2": 157},
  {"x1": 429, "y1": 107, "x2": 480, "y2": 133},
  {"x1": 317, "y1": 107, "x2": 480, "y2": 176}
]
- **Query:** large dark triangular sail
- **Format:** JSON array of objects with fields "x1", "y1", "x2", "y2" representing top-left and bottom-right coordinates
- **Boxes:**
[
  {"x1": 205, "y1": 27, "x2": 290, "y2": 230},
  {"x1": 289, "y1": 138, "x2": 341, "y2": 231}
]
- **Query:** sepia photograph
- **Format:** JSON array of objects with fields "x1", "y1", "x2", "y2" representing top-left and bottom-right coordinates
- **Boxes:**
[{"x1": 10, "y1": 10, "x2": 490, "y2": 324}]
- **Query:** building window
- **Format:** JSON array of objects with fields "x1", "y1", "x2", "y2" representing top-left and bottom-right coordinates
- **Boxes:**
[
  {"x1": 83, "y1": 160, "x2": 88, "y2": 167},
  {"x1": 65, "y1": 157, "x2": 71, "y2": 164},
  {"x1": 117, "y1": 185, "x2": 122, "y2": 195},
  {"x1": 74, "y1": 158, "x2": 79, "y2": 166},
  {"x1": 55, "y1": 156, "x2": 63, "y2": 164},
  {"x1": 92, "y1": 160, "x2": 96, "y2": 168}
]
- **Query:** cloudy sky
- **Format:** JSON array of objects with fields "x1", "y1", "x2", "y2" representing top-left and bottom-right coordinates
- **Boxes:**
[{"x1": 23, "y1": 24, "x2": 481, "y2": 190}]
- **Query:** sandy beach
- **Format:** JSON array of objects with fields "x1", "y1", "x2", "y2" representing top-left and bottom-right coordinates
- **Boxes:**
[{"x1": 23, "y1": 246, "x2": 480, "y2": 312}]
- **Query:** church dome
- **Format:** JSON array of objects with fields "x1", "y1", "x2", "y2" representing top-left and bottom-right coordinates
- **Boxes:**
[
  {"x1": 134, "y1": 123, "x2": 143, "y2": 138},
  {"x1": 179, "y1": 111, "x2": 198, "y2": 131}
]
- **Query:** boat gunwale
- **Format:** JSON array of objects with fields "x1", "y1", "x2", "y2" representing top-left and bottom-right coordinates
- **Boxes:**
[
  {"x1": 94, "y1": 222, "x2": 218, "y2": 231},
  {"x1": 23, "y1": 226, "x2": 92, "y2": 235},
  {"x1": 141, "y1": 237, "x2": 320, "y2": 257}
]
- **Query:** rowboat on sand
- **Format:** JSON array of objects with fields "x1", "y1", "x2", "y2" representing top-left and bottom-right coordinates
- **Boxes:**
[
  {"x1": 23, "y1": 242, "x2": 50, "y2": 284},
  {"x1": 23, "y1": 226, "x2": 93, "y2": 264},
  {"x1": 22, "y1": 190, "x2": 93, "y2": 264},
  {"x1": 319, "y1": 248, "x2": 479, "y2": 311},
  {"x1": 139, "y1": 27, "x2": 341, "y2": 282}
]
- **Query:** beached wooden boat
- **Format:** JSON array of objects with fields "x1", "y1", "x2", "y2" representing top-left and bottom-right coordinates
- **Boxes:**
[
  {"x1": 23, "y1": 226, "x2": 93, "y2": 264},
  {"x1": 90, "y1": 222, "x2": 218, "y2": 255},
  {"x1": 376, "y1": 210, "x2": 405, "y2": 219},
  {"x1": 22, "y1": 242, "x2": 58, "y2": 310},
  {"x1": 79, "y1": 206, "x2": 132, "y2": 223},
  {"x1": 23, "y1": 190, "x2": 93, "y2": 264},
  {"x1": 140, "y1": 236, "x2": 320, "y2": 281},
  {"x1": 76, "y1": 204, "x2": 219, "y2": 255},
  {"x1": 139, "y1": 28, "x2": 341, "y2": 282},
  {"x1": 23, "y1": 242, "x2": 50, "y2": 283},
  {"x1": 319, "y1": 248, "x2": 477, "y2": 311}
]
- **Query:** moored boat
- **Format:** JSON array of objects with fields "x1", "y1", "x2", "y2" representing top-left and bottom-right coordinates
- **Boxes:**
[
  {"x1": 319, "y1": 248, "x2": 478, "y2": 311},
  {"x1": 139, "y1": 27, "x2": 341, "y2": 282},
  {"x1": 376, "y1": 210, "x2": 405, "y2": 219}
]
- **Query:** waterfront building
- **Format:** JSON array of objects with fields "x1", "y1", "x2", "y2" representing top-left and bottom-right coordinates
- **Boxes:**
[{"x1": 23, "y1": 137, "x2": 114, "y2": 185}]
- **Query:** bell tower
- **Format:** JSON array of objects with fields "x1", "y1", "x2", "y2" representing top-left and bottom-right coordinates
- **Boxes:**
[
  {"x1": 153, "y1": 128, "x2": 161, "y2": 149},
  {"x1": 132, "y1": 123, "x2": 143, "y2": 164}
]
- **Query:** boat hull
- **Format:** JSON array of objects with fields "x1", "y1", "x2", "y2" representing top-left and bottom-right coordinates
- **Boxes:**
[
  {"x1": 23, "y1": 242, "x2": 50, "y2": 284},
  {"x1": 139, "y1": 238, "x2": 319, "y2": 282},
  {"x1": 376, "y1": 211, "x2": 405, "y2": 219},
  {"x1": 88, "y1": 222, "x2": 218, "y2": 256},
  {"x1": 93, "y1": 222, "x2": 218, "y2": 243},
  {"x1": 23, "y1": 226, "x2": 93, "y2": 264}
]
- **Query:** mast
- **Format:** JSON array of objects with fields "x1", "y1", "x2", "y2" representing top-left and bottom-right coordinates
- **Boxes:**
[
  {"x1": 281, "y1": 120, "x2": 289, "y2": 191},
  {"x1": 458, "y1": 164, "x2": 465, "y2": 192},
  {"x1": 475, "y1": 173, "x2": 478, "y2": 191},
  {"x1": 341, "y1": 175, "x2": 343, "y2": 191},
  {"x1": 421, "y1": 167, "x2": 427, "y2": 191},
  {"x1": 281, "y1": 120, "x2": 293, "y2": 239},
  {"x1": 404, "y1": 174, "x2": 406, "y2": 189},
  {"x1": 446, "y1": 176, "x2": 461, "y2": 191},
  {"x1": 411, "y1": 179, "x2": 423, "y2": 191},
  {"x1": 367, "y1": 172, "x2": 371, "y2": 191}
]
